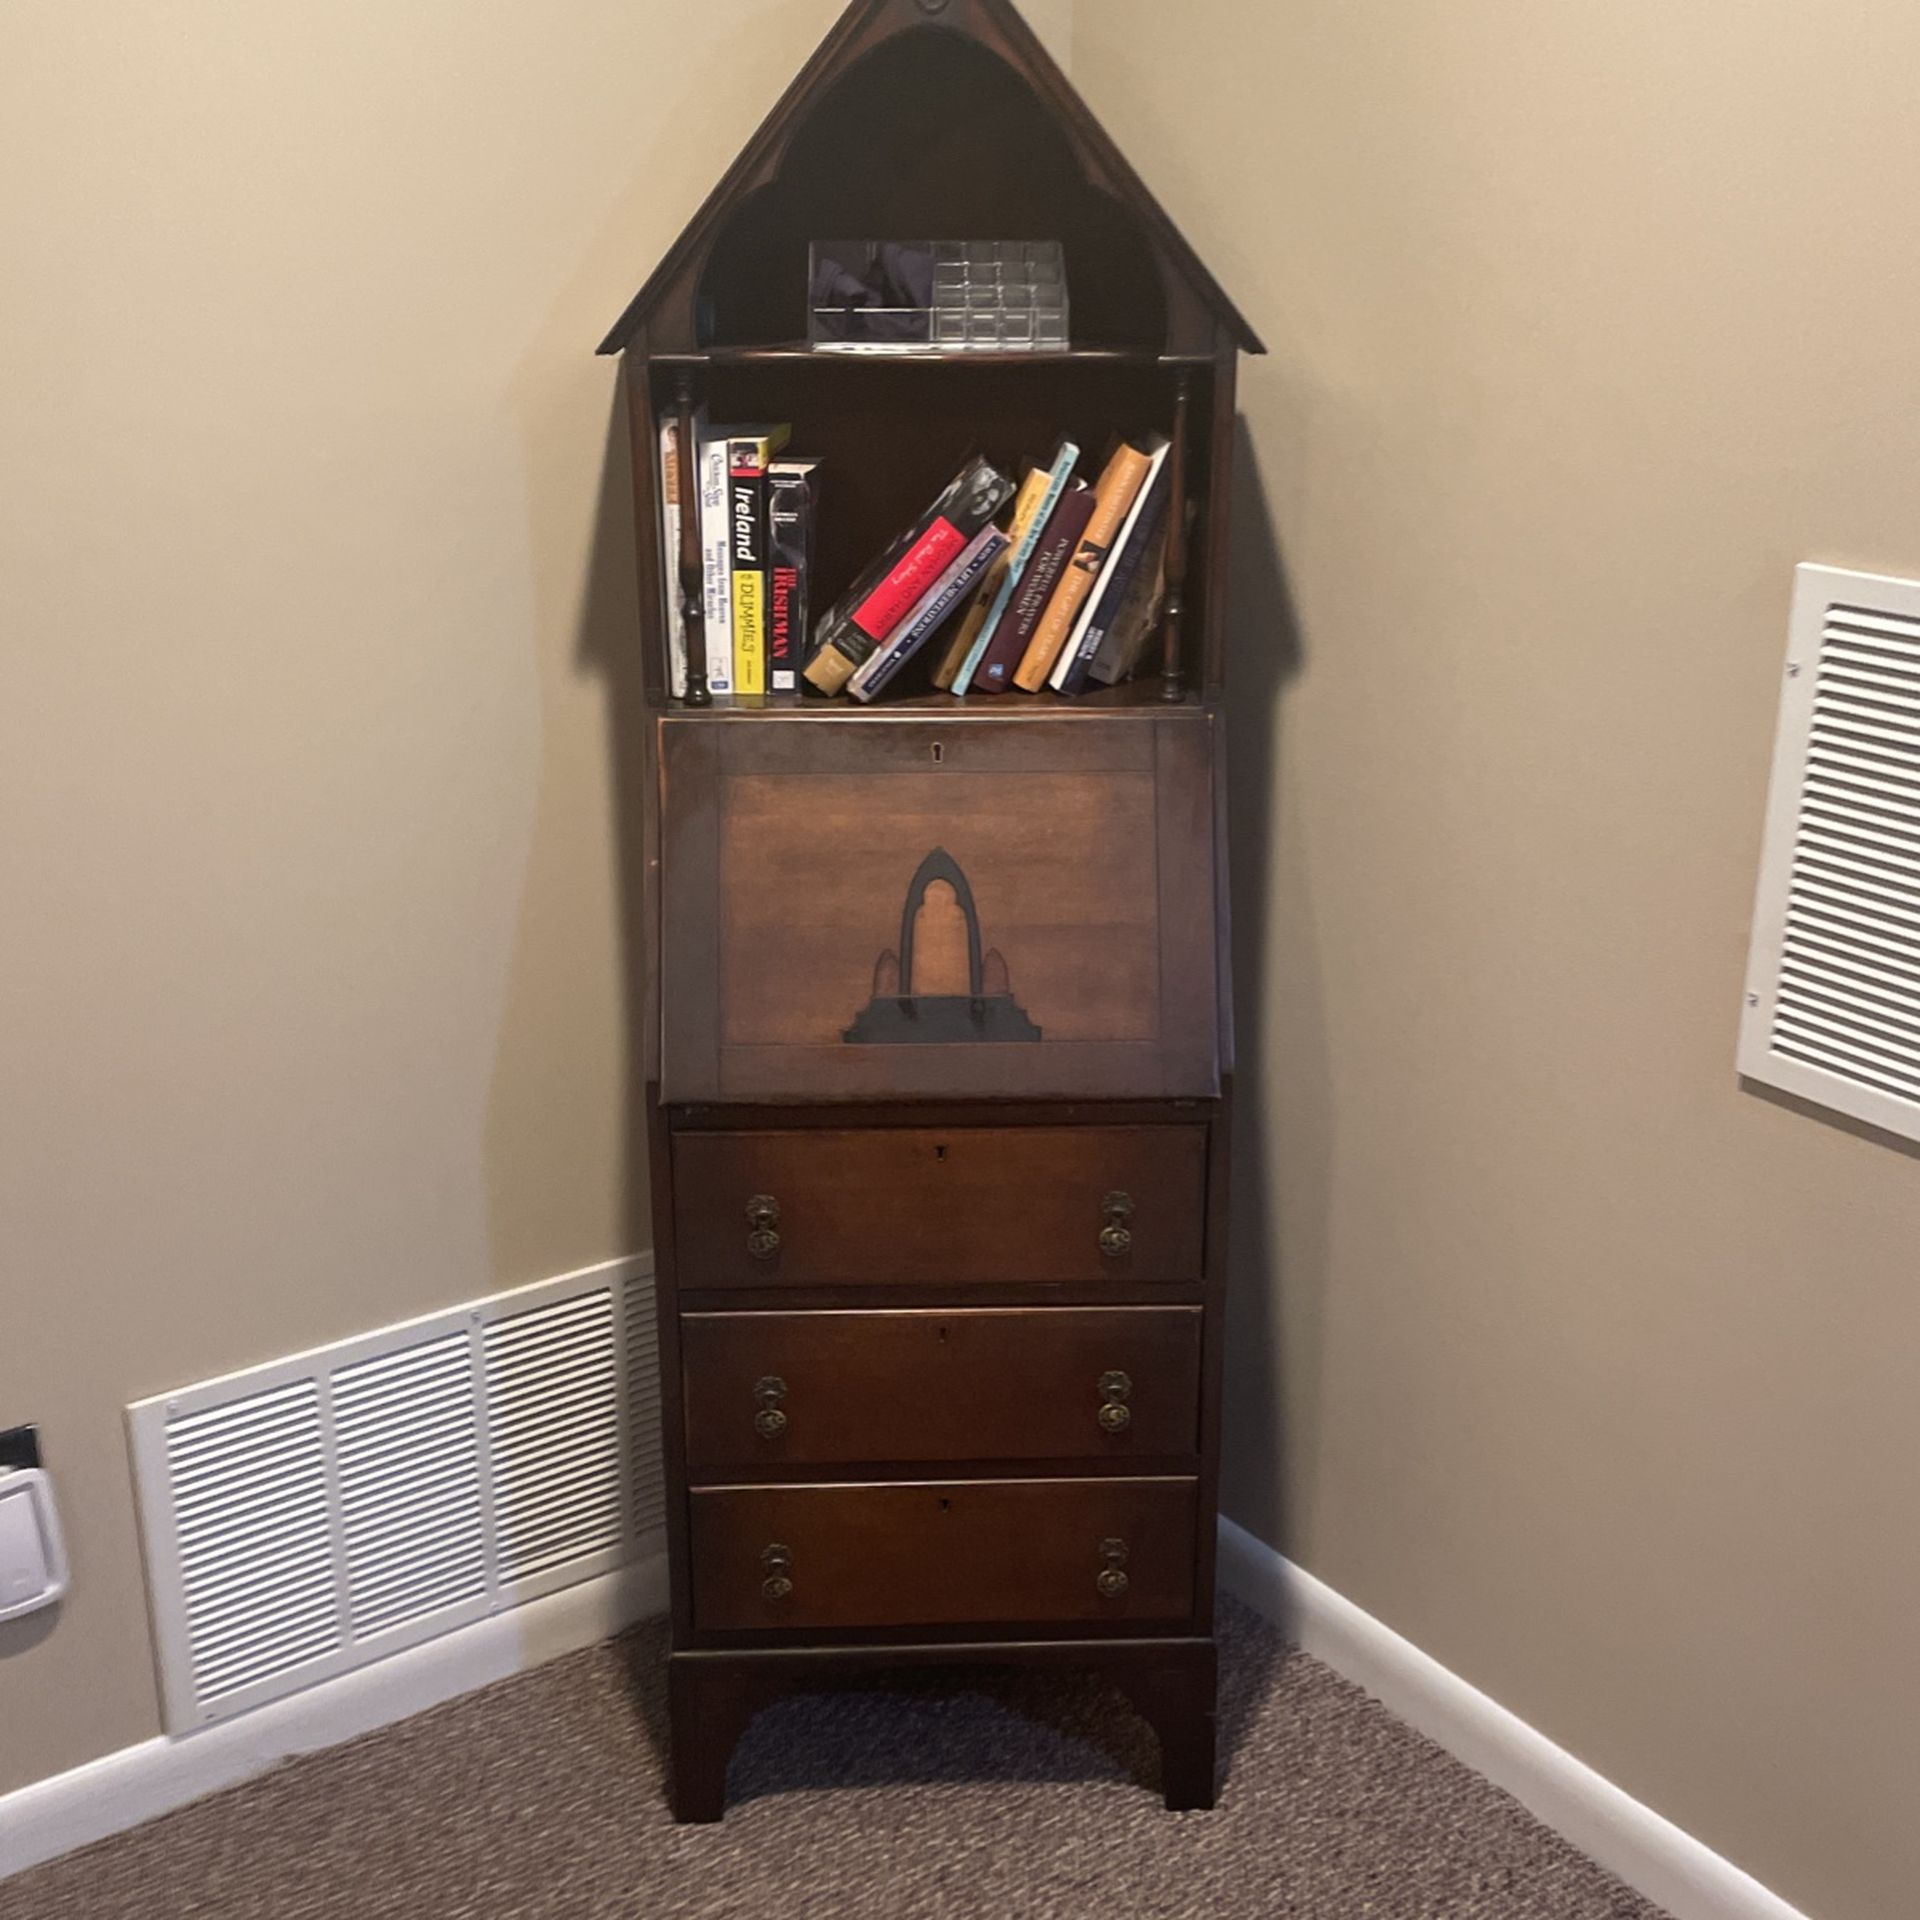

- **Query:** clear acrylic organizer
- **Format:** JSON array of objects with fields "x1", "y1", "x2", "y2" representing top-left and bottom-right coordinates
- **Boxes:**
[{"x1": 808, "y1": 241, "x2": 1069, "y2": 353}]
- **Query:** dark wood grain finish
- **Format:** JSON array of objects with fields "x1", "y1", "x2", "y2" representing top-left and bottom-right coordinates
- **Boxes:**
[
  {"x1": 681, "y1": 1305, "x2": 1202, "y2": 1469},
  {"x1": 596, "y1": 0, "x2": 1261, "y2": 359},
  {"x1": 604, "y1": 0, "x2": 1255, "y2": 1824},
  {"x1": 689, "y1": 1476, "x2": 1197, "y2": 1631},
  {"x1": 672, "y1": 1125, "x2": 1204, "y2": 1287},
  {"x1": 657, "y1": 712, "x2": 1220, "y2": 1103}
]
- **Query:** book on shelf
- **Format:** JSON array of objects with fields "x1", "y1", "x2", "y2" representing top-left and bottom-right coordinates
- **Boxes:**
[
  {"x1": 803, "y1": 455, "x2": 1015, "y2": 696},
  {"x1": 726, "y1": 425, "x2": 791, "y2": 695},
  {"x1": 1012, "y1": 440, "x2": 1156, "y2": 691},
  {"x1": 695, "y1": 421, "x2": 733, "y2": 696},
  {"x1": 849, "y1": 525, "x2": 1011, "y2": 703},
  {"x1": 1051, "y1": 434, "x2": 1171, "y2": 693},
  {"x1": 1086, "y1": 516, "x2": 1170, "y2": 687},
  {"x1": 656, "y1": 417, "x2": 687, "y2": 699},
  {"x1": 766, "y1": 457, "x2": 820, "y2": 695},
  {"x1": 931, "y1": 464, "x2": 1047, "y2": 691},
  {"x1": 944, "y1": 438, "x2": 1080, "y2": 695},
  {"x1": 969, "y1": 480, "x2": 1095, "y2": 693}
]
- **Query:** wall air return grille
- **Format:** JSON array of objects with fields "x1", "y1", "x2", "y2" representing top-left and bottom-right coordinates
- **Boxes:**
[
  {"x1": 1740, "y1": 564, "x2": 1920, "y2": 1142},
  {"x1": 128, "y1": 1256, "x2": 660, "y2": 1733}
]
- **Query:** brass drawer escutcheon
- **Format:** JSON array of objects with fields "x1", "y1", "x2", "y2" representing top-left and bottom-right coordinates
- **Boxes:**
[
  {"x1": 753, "y1": 1374, "x2": 789, "y2": 1441},
  {"x1": 746, "y1": 1194, "x2": 782, "y2": 1259},
  {"x1": 1096, "y1": 1536, "x2": 1130, "y2": 1600},
  {"x1": 1097, "y1": 1368, "x2": 1133, "y2": 1434},
  {"x1": 761, "y1": 1542, "x2": 794, "y2": 1603},
  {"x1": 1099, "y1": 1191, "x2": 1134, "y2": 1258}
]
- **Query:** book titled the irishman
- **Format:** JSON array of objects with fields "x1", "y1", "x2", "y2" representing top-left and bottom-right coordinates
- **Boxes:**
[
  {"x1": 726, "y1": 425, "x2": 791, "y2": 696},
  {"x1": 803, "y1": 456, "x2": 1014, "y2": 695},
  {"x1": 766, "y1": 457, "x2": 820, "y2": 696}
]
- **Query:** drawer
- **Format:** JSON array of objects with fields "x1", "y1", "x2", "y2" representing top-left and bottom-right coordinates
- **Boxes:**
[
  {"x1": 682, "y1": 1306, "x2": 1203, "y2": 1469},
  {"x1": 656, "y1": 712, "x2": 1220, "y2": 1103},
  {"x1": 671, "y1": 1125, "x2": 1206, "y2": 1287},
  {"x1": 689, "y1": 1477, "x2": 1197, "y2": 1631}
]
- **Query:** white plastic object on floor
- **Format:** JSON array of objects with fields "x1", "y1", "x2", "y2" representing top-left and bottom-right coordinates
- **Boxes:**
[{"x1": 0, "y1": 1467, "x2": 69, "y2": 1621}]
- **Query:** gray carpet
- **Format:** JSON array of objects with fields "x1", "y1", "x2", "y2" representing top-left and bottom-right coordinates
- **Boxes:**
[{"x1": 6, "y1": 1599, "x2": 1669, "y2": 1918}]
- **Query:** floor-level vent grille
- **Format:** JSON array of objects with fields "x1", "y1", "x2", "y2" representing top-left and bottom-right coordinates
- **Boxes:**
[{"x1": 129, "y1": 1255, "x2": 659, "y2": 1732}]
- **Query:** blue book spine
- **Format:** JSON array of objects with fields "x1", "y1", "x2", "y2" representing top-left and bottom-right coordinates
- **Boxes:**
[{"x1": 949, "y1": 440, "x2": 1079, "y2": 695}]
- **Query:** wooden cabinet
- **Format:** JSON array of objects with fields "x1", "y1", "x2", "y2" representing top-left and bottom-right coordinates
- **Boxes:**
[{"x1": 602, "y1": 0, "x2": 1260, "y2": 1826}]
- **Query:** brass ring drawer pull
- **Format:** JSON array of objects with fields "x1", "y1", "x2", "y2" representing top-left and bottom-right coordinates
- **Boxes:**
[
  {"x1": 753, "y1": 1374, "x2": 789, "y2": 1441},
  {"x1": 1099, "y1": 1190, "x2": 1134, "y2": 1258},
  {"x1": 1096, "y1": 1536, "x2": 1130, "y2": 1600},
  {"x1": 746, "y1": 1194, "x2": 781, "y2": 1259},
  {"x1": 761, "y1": 1542, "x2": 793, "y2": 1603},
  {"x1": 1097, "y1": 1368, "x2": 1133, "y2": 1434}
]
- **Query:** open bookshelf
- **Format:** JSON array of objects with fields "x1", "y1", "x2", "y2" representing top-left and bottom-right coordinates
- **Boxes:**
[
  {"x1": 598, "y1": 0, "x2": 1261, "y2": 1824},
  {"x1": 601, "y1": 0, "x2": 1258, "y2": 715}
]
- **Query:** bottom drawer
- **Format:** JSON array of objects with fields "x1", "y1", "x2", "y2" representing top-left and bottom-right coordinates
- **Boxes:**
[{"x1": 689, "y1": 1477, "x2": 1197, "y2": 1632}]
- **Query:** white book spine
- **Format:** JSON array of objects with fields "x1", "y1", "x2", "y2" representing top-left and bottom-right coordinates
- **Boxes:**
[
  {"x1": 696, "y1": 432, "x2": 733, "y2": 695},
  {"x1": 657, "y1": 419, "x2": 687, "y2": 699}
]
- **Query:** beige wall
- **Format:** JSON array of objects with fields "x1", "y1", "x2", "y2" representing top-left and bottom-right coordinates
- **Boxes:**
[
  {"x1": 0, "y1": 0, "x2": 887, "y2": 1796},
  {"x1": 1074, "y1": 6, "x2": 1920, "y2": 1919},
  {"x1": 0, "y1": 0, "x2": 1084, "y2": 1802},
  {"x1": 5, "y1": 2, "x2": 1916, "y2": 1913}
]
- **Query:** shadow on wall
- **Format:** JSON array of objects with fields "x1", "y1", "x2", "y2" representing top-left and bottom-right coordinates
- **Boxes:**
[
  {"x1": 477, "y1": 365, "x2": 651, "y2": 1284},
  {"x1": 477, "y1": 5, "x2": 838, "y2": 1289},
  {"x1": 579, "y1": 382, "x2": 658, "y2": 1266},
  {"x1": 1219, "y1": 412, "x2": 1329, "y2": 1588}
]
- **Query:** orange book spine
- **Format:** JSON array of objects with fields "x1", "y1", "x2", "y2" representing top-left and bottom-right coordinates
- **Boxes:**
[{"x1": 1011, "y1": 441, "x2": 1153, "y2": 691}]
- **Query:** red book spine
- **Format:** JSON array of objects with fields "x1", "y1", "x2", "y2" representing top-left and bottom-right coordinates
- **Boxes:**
[
  {"x1": 849, "y1": 518, "x2": 968, "y2": 640},
  {"x1": 970, "y1": 487, "x2": 1096, "y2": 693}
]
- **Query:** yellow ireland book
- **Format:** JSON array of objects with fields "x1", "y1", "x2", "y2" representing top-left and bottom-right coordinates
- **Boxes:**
[{"x1": 726, "y1": 425, "x2": 790, "y2": 694}]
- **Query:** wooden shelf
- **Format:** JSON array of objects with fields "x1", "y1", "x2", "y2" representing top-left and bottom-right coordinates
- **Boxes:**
[
  {"x1": 649, "y1": 345, "x2": 1211, "y2": 369},
  {"x1": 661, "y1": 680, "x2": 1204, "y2": 718}
]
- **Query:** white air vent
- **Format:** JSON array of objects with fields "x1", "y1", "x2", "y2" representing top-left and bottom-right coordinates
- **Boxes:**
[
  {"x1": 1740, "y1": 563, "x2": 1920, "y2": 1142},
  {"x1": 129, "y1": 1255, "x2": 661, "y2": 1732}
]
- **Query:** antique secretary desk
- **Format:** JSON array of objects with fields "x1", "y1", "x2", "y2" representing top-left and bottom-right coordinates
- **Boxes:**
[{"x1": 597, "y1": 0, "x2": 1262, "y2": 1820}]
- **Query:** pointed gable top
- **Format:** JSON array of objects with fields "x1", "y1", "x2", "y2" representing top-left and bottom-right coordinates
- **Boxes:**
[{"x1": 597, "y1": 0, "x2": 1262, "y2": 357}]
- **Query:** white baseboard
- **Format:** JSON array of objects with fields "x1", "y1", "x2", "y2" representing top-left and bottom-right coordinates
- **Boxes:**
[
  {"x1": 1217, "y1": 1517, "x2": 1809, "y2": 1920},
  {"x1": 0, "y1": 1510, "x2": 1817, "y2": 1917},
  {"x1": 0, "y1": 1549, "x2": 668, "y2": 1885}
]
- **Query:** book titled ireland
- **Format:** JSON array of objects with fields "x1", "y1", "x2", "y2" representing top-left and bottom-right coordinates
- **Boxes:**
[{"x1": 726, "y1": 424, "x2": 791, "y2": 695}]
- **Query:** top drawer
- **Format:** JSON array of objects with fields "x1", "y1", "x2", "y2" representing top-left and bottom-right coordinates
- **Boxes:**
[
  {"x1": 655, "y1": 712, "x2": 1220, "y2": 1104},
  {"x1": 672, "y1": 1125, "x2": 1206, "y2": 1288}
]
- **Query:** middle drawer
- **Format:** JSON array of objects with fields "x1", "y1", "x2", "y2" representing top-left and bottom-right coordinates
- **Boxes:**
[{"x1": 681, "y1": 1306, "x2": 1203, "y2": 1471}]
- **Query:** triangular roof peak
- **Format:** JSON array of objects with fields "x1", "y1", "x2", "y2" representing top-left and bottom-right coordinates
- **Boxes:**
[{"x1": 598, "y1": 0, "x2": 1262, "y2": 356}]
